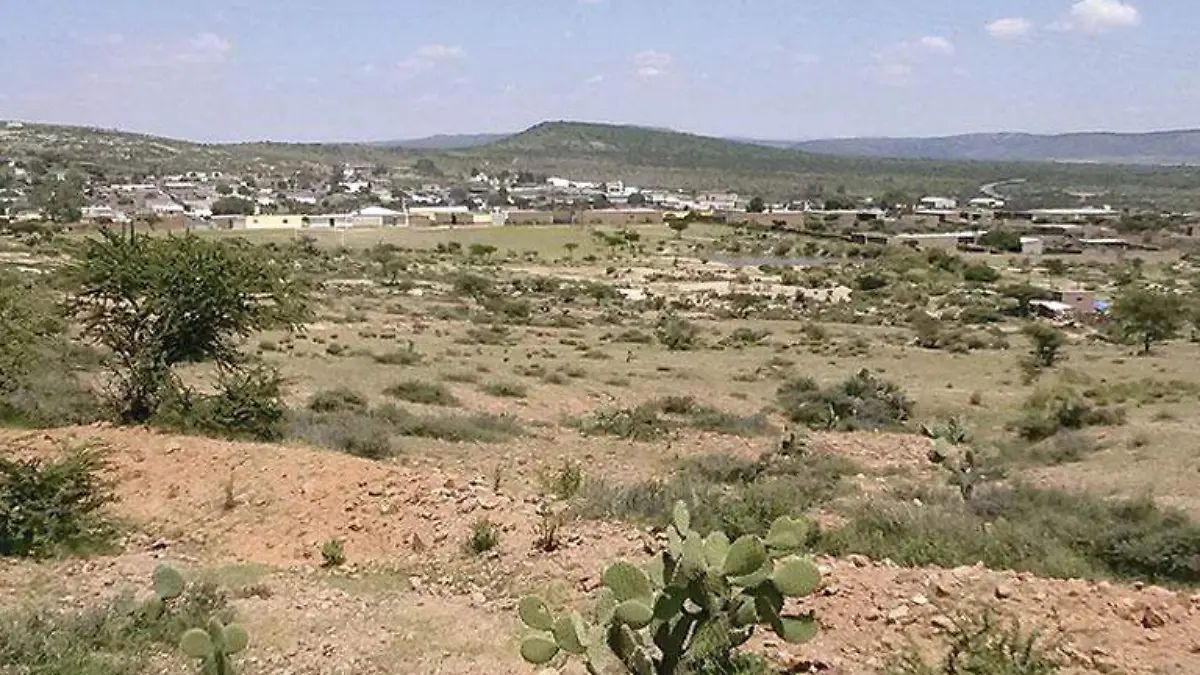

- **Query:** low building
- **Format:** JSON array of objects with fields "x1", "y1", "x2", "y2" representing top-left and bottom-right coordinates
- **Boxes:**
[
  {"x1": 575, "y1": 208, "x2": 663, "y2": 226},
  {"x1": 244, "y1": 214, "x2": 305, "y2": 230},
  {"x1": 351, "y1": 206, "x2": 404, "y2": 227},
  {"x1": 919, "y1": 196, "x2": 959, "y2": 210},
  {"x1": 1020, "y1": 236, "x2": 1044, "y2": 256},
  {"x1": 499, "y1": 209, "x2": 554, "y2": 226},
  {"x1": 889, "y1": 231, "x2": 982, "y2": 250}
]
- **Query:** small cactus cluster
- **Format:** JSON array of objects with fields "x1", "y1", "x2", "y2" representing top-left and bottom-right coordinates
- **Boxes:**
[
  {"x1": 180, "y1": 617, "x2": 250, "y2": 675},
  {"x1": 518, "y1": 502, "x2": 822, "y2": 674},
  {"x1": 928, "y1": 439, "x2": 983, "y2": 501},
  {"x1": 143, "y1": 564, "x2": 185, "y2": 619}
]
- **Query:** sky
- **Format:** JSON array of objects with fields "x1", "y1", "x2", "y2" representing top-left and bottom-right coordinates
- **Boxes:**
[{"x1": 0, "y1": 0, "x2": 1196, "y2": 142}]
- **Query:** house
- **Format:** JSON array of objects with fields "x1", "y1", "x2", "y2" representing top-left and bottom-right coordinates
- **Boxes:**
[
  {"x1": 407, "y1": 205, "x2": 472, "y2": 226},
  {"x1": 968, "y1": 197, "x2": 1005, "y2": 209},
  {"x1": 498, "y1": 209, "x2": 554, "y2": 226},
  {"x1": 919, "y1": 196, "x2": 958, "y2": 210},
  {"x1": 244, "y1": 214, "x2": 304, "y2": 230},
  {"x1": 351, "y1": 206, "x2": 405, "y2": 228},
  {"x1": 1024, "y1": 206, "x2": 1120, "y2": 223},
  {"x1": 1020, "y1": 236, "x2": 1044, "y2": 256},
  {"x1": 145, "y1": 200, "x2": 185, "y2": 216}
]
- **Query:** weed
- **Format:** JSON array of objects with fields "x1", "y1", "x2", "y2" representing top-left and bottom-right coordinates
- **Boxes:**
[
  {"x1": 307, "y1": 388, "x2": 369, "y2": 414},
  {"x1": 372, "y1": 348, "x2": 424, "y2": 366},
  {"x1": 467, "y1": 519, "x2": 500, "y2": 555},
  {"x1": 532, "y1": 510, "x2": 565, "y2": 553},
  {"x1": 480, "y1": 380, "x2": 529, "y2": 399},
  {"x1": 777, "y1": 370, "x2": 912, "y2": 431},
  {"x1": 1012, "y1": 384, "x2": 1125, "y2": 441},
  {"x1": 544, "y1": 459, "x2": 584, "y2": 500},
  {"x1": 383, "y1": 379, "x2": 460, "y2": 407},
  {"x1": 888, "y1": 611, "x2": 1059, "y2": 675},
  {"x1": 321, "y1": 539, "x2": 346, "y2": 568}
]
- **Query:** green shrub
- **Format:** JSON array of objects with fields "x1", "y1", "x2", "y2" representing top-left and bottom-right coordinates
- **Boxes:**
[
  {"x1": 321, "y1": 539, "x2": 346, "y2": 568},
  {"x1": 655, "y1": 314, "x2": 701, "y2": 351},
  {"x1": 372, "y1": 349, "x2": 423, "y2": 366},
  {"x1": 963, "y1": 262, "x2": 1000, "y2": 283},
  {"x1": 152, "y1": 364, "x2": 288, "y2": 442},
  {"x1": 821, "y1": 484, "x2": 1200, "y2": 584},
  {"x1": 777, "y1": 370, "x2": 912, "y2": 431},
  {"x1": 480, "y1": 380, "x2": 529, "y2": 399},
  {"x1": 307, "y1": 388, "x2": 369, "y2": 414},
  {"x1": 467, "y1": 518, "x2": 500, "y2": 555},
  {"x1": 0, "y1": 445, "x2": 116, "y2": 558},
  {"x1": 373, "y1": 404, "x2": 523, "y2": 443},
  {"x1": 289, "y1": 411, "x2": 396, "y2": 459},
  {"x1": 888, "y1": 612, "x2": 1059, "y2": 675},
  {"x1": 383, "y1": 379, "x2": 460, "y2": 406},
  {"x1": 573, "y1": 405, "x2": 671, "y2": 441},
  {"x1": 1012, "y1": 384, "x2": 1125, "y2": 441},
  {"x1": 545, "y1": 459, "x2": 584, "y2": 500}
]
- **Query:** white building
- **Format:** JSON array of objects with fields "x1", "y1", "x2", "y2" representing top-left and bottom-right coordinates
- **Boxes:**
[{"x1": 919, "y1": 196, "x2": 958, "y2": 210}]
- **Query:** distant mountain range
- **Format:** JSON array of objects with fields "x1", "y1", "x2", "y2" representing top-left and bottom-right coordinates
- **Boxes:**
[
  {"x1": 372, "y1": 133, "x2": 510, "y2": 150},
  {"x1": 373, "y1": 127, "x2": 1200, "y2": 166},
  {"x1": 789, "y1": 130, "x2": 1200, "y2": 166}
]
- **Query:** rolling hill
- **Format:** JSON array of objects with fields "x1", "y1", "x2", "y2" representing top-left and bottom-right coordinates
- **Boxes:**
[
  {"x1": 792, "y1": 130, "x2": 1200, "y2": 166},
  {"x1": 371, "y1": 133, "x2": 510, "y2": 150}
]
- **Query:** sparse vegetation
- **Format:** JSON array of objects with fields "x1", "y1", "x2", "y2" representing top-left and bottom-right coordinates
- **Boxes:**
[
  {"x1": 776, "y1": 370, "x2": 912, "y2": 431},
  {"x1": 0, "y1": 445, "x2": 116, "y2": 558},
  {"x1": 467, "y1": 518, "x2": 500, "y2": 555}
]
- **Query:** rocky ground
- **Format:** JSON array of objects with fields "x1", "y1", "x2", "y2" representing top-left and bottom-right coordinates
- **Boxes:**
[{"x1": 2, "y1": 426, "x2": 1198, "y2": 674}]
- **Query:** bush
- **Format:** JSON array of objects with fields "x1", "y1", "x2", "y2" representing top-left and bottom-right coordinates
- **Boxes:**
[
  {"x1": 372, "y1": 348, "x2": 423, "y2": 366},
  {"x1": 544, "y1": 459, "x2": 584, "y2": 499},
  {"x1": 821, "y1": 484, "x2": 1200, "y2": 584},
  {"x1": 0, "y1": 446, "x2": 116, "y2": 558},
  {"x1": 307, "y1": 388, "x2": 369, "y2": 413},
  {"x1": 480, "y1": 380, "x2": 529, "y2": 399},
  {"x1": 1012, "y1": 385, "x2": 1125, "y2": 441},
  {"x1": 572, "y1": 405, "x2": 671, "y2": 441},
  {"x1": 152, "y1": 364, "x2": 288, "y2": 442},
  {"x1": 383, "y1": 379, "x2": 460, "y2": 406},
  {"x1": 467, "y1": 519, "x2": 500, "y2": 554},
  {"x1": 777, "y1": 370, "x2": 912, "y2": 431},
  {"x1": 1022, "y1": 323, "x2": 1066, "y2": 369},
  {"x1": 289, "y1": 411, "x2": 396, "y2": 459},
  {"x1": 321, "y1": 539, "x2": 346, "y2": 568},
  {"x1": 888, "y1": 612, "x2": 1059, "y2": 675},
  {"x1": 963, "y1": 262, "x2": 1000, "y2": 283},
  {"x1": 373, "y1": 404, "x2": 523, "y2": 443},
  {"x1": 655, "y1": 314, "x2": 701, "y2": 351}
]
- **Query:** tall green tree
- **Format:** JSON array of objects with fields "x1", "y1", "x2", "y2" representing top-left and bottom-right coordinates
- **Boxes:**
[
  {"x1": 31, "y1": 172, "x2": 85, "y2": 223},
  {"x1": 67, "y1": 231, "x2": 311, "y2": 422},
  {"x1": 747, "y1": 196, "x2": 766, "y2": 213},
  {"x1": 1109, "y1": 286, "x2": 1185, "y2": 354}
]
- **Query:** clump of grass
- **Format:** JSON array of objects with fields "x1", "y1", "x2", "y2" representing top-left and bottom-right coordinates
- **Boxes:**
[
  {"x1": 307, "y1": 388, "x2": 369, "y2": 413},
  {"x1": 320, "y1": 539, "x2": 346, "y2": 568},
  {"x1": 571, "y1": 404, "x2": 671, "y2": 441},
  {"x1": 480, "y1": 380, "x2": 529, "y2": 399},
  {"x1": 466, "y1": 519, "x2": 500, "y2": 555},
  {"x1": 441, "y1": 369, "x2": 481, "y2": 384},
  {"x1": 543, "y1": 459, "x2": 584, "y2": 499},
  {"x1": 372, "y1": 348, "x2": 424, "y2": 366},
  {"x1": 1011, "y1": 384, "x2": 1125, "y2": 441},
  {"x1": 383, "y1": 379, "x2": 460, "y2": 407},
  {"x1": 820, "y1": 483, "x2": 1200, "y2": 585},
  {"x1": 373, "y1": 404, "x2": 523, "y2": 443},
  {"x1": 888, "y1": 611, "x2": 1060, "y2": 675}
]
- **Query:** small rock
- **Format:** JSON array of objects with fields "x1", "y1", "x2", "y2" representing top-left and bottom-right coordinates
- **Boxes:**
[
  {"x1": 1141, "y1": 606, "x2": 1167, "y2": 629},
  {"x1": 931, "y1": 615, "x2": 955, "y2": 631},
  {"x1": 885, "y1": 606, "x2": 911, "y2": 624},
  {"x1": 994, "y1": 583, "x2": 1014, "y2": 600},
  {"x1": 911, "y1": 594, "x2": 929, "y2": 606},
  {"x1": 847, "y1": 554, "x2": 871, "y2": 568}
]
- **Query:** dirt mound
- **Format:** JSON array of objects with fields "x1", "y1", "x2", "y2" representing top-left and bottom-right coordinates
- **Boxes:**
[{"x1": 4, "y1": 426, "x2": 1200, "y2": 675}]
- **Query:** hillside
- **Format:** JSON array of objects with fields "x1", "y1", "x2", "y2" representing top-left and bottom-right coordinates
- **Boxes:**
[
  {"x1": 372, "y1": 133, "x2": 510, "y2": 150},
  {"x1": 793, "y1": 129, "x2": 1200, "y2": 165}
]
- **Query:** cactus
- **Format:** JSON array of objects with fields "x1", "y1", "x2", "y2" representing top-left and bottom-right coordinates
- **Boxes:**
[
  {"x1": 180, "y1": 617, "x2": 249, "y2": 675},
  {"x1": 928, "y1": 439, "x2": 988, "y2": 501},
  {"x1": 517, "y1": 502, "x2": 821, "y2": 674},
  {"x1": 142, "y1": 564, "x2": 185, "y2": 619}
]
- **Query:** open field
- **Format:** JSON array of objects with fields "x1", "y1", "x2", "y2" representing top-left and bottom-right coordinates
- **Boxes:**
[{"x1": 3, "y1": 221, "x2": 1200, "y2": 674}]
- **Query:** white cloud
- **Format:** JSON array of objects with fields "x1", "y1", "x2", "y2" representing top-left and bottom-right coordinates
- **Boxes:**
[
  {"x1": 396, "y1": 44, "x2": 466, "y2": 78},
  {"x1": 175, "y1": 32, "x2": 233, "y2": 65},
  {"x1": 871, "y1": 36, "x2": 953, "y2": 86},
  {"x1": 915, "y1": 36, "x2": 955, "y2": 55},
  {"x1": 986, "y1": 17, "x2": 1034, "y2": 40},
  {"x1": 1065, "y1": 0, "x2": 1141, "y2": 33},
  {"x1": 585, "y1": 74, "x2": 605, "y2": 85},
  {"x1": 414, "y1": 44, "x2": 464, "y2": 60},
  {"x1": 632, "y1": 50, "x2": 673, "y2": 78}
]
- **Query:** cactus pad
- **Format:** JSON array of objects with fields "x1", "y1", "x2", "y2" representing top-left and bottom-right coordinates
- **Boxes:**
[
  {"x1": 765, "y1": 517, "x2": 809, "y2": 553},
  {"x1": 604, "y1": 561, "x2": 653, "y2": 603},
  {"x1": 672, "y1": 501, "x2": 691, "y2": 534},
  {"x1": 222, "y1": 624, "x2": 249, "y2": 654},
  {"x1": 152, "y1": 564, "x2": 185, "y2": 601},
  {"x1": 702, "y1": 531, "x2": 730, "y2": 569},
  {"x1": 772, "y1": 614, "x2": 819, "y2": 644},
  {"x1": 723, "y1": 535, "x2": 767, "y2": 577},
  {"x1": 518, "y1": 595, "x2": 555, "y2": 631},
  {"x1": 552, "y1": 613, "x2": 589, "y2": 654},
  {"x1": 180, "y1": 628, "x2": 213, "y2": 658},
  {"x1": 520, "y1": 635, "x2": 560, "y2": 664},
  {"x1": 772, "y1": 556, "x2": 821, "y2": 597},
  {"x1": 614, "y1": 599, "x2": 655, "y2": 628}
]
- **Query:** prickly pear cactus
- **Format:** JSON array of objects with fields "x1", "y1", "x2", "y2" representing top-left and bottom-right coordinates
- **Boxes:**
[
  {"x1": 180, "y1": 617, "x2": 249, "y2": 675},
  {"x1": 928, "y1": 439, "x2": 983, "y2": 501},
  {"x1": 518, "y1": 502, "x2": 822, "y2": 674},
  {"x1": 143, "y1": 564, "x2": 186, "y2": 619}
]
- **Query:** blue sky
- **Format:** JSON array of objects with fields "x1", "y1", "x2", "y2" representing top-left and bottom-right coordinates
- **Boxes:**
[{"x1": 0, "y1": 0, "x2": 1194, "y2": 142}]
